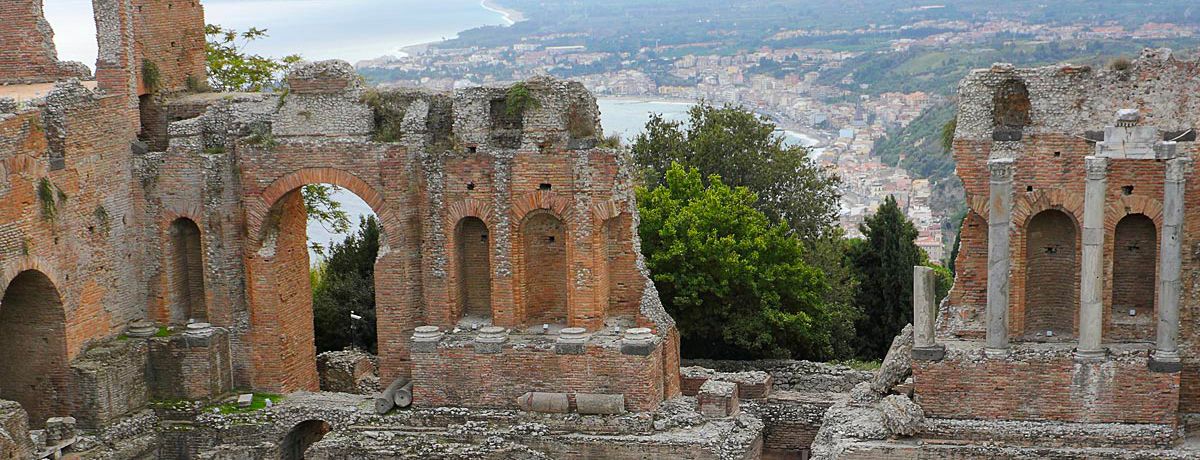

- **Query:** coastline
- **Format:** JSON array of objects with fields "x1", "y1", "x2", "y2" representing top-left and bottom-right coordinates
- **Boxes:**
[{"x1": 480, "y1": 0, "x2": 526, "y2": 25}]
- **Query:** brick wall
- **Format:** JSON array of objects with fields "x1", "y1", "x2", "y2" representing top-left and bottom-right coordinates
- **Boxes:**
[
  {"x1": 132, "y1": 0, "x2": 206, "y2": 94},
  {"x1": 412, "y1": 337, "x2": 666, "y2": 412},
  {"x1": 0, "y1": 0, "x2": 90, "y2": 84},
  {"x1": 1110, "y1": 214, "x2": 1157, "y2": 341},
  {"x1": 1022, "y1": 209, "x2": 1078, "y2": 339},
  {"x1": 914, "y1": 347, "x2": 1179, "y2": 425},
  {"x1": 520, "y1": 211, "x2": 569, "y2": 324}
]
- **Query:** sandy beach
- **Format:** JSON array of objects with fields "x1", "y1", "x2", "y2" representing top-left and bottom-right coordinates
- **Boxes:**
[{"x1": 481, "y1": 0, "x2": 526, "y2": 24}]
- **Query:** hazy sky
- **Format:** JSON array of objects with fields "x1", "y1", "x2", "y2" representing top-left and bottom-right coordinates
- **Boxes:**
[{"x1": 41, "y1": 0, "x2": 509, "y2": 67}]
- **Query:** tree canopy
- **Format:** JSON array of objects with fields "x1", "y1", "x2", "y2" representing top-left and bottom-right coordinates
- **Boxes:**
[
  {"x1": 312, "y1": 216, "x2": 381, "y2": 353},
  {"x1": 631, "y1": 102, "x2": 840, "y2": 240},
  {"x1": 848, "y1": 195, "x2": 923, "y2": 359},
  {"x1": 637, "y1": 163, "x2": 855, "y2": 360}
]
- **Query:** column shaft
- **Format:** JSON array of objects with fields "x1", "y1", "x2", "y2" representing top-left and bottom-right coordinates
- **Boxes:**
[
  {"x1": 1078, "y1": 157, "x2": 1108, "y2": 359},
  {"x1": 1152, "y1": 157, "x2": 1190, "y2": 372},
  {"x1": 986, "y1": 159, "x2": 1015, "y2": 354}
]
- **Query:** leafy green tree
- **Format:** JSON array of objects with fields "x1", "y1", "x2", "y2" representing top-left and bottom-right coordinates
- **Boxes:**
[
  {"x1": 849, "y1": 195, "x2": 924, "y2": 359},
  {"x1": 632, "y1": 102, "x2": 840, "y2": 240},
  {"x1": 204, "y1": 25, "x2": 301, "y2": 92},
  {"x1": 638, "y1": 163, "x2": 855, "y2": 360},
  {"x1": 203, "y1": 24, "x2": 344, "y2": 240},
  {"x1": 312, "y1": 216, "x2": 381, "y2": 353}
]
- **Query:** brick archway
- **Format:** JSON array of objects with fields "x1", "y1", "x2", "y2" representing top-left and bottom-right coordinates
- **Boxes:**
[
  {"x1": 444, "y1": 198, "x2": 499, "y2": 325},
  {"x1": 244, "y1": 167, "x2": 398, "y2": 393},
  {"x1": 0, "y1": 269, "x2": 69, "y2": 428},
  {"x1": 1010, "y1": 190, "x2": 1084, "y2": 340}
]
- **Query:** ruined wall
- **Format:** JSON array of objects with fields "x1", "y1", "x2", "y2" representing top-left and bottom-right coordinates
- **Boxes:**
[
  {"x1": 915, "y1": 345, "x2": 1179, "y2": 425},
  {"x1": 0, "y1": 0, "x2": 91, "y2": 84},
  {"x1": 132, "y1": 0, "x2": 206, "y2": 94},
  {"x1": 931, "y1": 49, "x2": 1200, "y2": 421}
]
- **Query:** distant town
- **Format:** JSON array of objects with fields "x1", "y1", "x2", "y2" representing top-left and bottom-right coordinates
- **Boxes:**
[{"x1": 357, "y1": 9, "x2": 1200, "y2": 263}]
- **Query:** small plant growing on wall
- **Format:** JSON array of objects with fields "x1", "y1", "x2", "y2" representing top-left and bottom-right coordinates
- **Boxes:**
[
  {"x1": 361, "y1": 89, "x2": 409, "y2": 142},
  {"x1": 94, "y1": 205, "x2": 111, "y2": 234},
  {"x1": 37, "y1": 178, "x2": 66, "y2": 221},
  {"x1": 505, "y1": 82, "x2": 540, "y2": 119},
  {"x1": 142, "y1": 60, "x2": 162, "y2": 93}
]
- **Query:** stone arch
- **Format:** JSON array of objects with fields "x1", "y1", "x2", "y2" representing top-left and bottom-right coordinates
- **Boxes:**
[
  {"x1": 1021, "y1": 209, "x2": 1079, "y2": 340},
  {"x1": 512, "y1": 190, "x2": 572, "y2": 224},
  {"x1": 280, "y1": 419, "x2": 332, "y2": 460},
  {"x1": 245, "y1": 168, "x2": 396, "y2": 392},
  {"x1": 167, "y1": 217, "x2": 207, "y2": 324},
  {"x1": 993, "y1": 78, "x2": 1032, "y2": 131},
  {"x1": 252, "y1": 168, "x2": 394, "y2": 248},
  {"x1": 0, "y1": 269, "x2": 69, "y2": 428},
  {"x1": 517, "y1": 209, "x2": 569, "y2": 325},
  {"x1": 1110, "y1": 213, "x2": 1158, "y2": 330},
  {"x1": 453, "y1": 216, "x2": 493, "y2": 322}
]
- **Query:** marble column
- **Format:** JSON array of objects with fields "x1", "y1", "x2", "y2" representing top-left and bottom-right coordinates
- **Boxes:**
[
  {"x1": 1077, "y1": 156, "x2": 1108, "y2": 360},
  {"x1": 1151, "y1": 157, "x2": 1191, "y2": 372},
  {"x1": 986, "y1": 158, "x2": 1015, "y2": 356},
  {"x1": 912, "y1": 266, "x2": 945, "y2": 360}
]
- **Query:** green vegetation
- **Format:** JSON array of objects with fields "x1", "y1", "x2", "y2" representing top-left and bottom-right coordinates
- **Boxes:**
[
  {"x1": 155, "y1": 326, "x2": 172, "y2": 338},
  {"x1": 204, "y1": 25, "x2": 301, "y2": 92},
  {"x1": 832, "y1": 359, "x2": 882, "y2": 371},
  {"x1": 312, "y1": 216, "x2": 380, "y2": 353},
  {"x1": 142, "y1": 60, "x2": 162, "y2": 93},
  {"x1": 361, "y1": 89, "x2": 409, "y2": 142},
  {"x1": 848, "y1": 196, "x2": 924, "y2": 359},
  {"x1": 632, "y1": 102, "x2": 840, "y2": 240},
  {"x1": 209, "y1": 393, "x2": 283, "y2": 414},
  {"x1": 37, "y1": 178, "x2": 64, "y2": 221},
  {"x1": 638, "y1": 164, "x2": 854, "y2": 360},
  {"x1": 505, "y1": 82, "x2": 540, "y2": 118}
]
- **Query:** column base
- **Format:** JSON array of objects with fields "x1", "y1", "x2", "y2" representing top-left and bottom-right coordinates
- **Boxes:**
[
  {"x1": 1149, "y1": 352, "x2": 1182, "y2": 373},
  {"x1": 984, "y1": 347, "x2": 1009, "y2": 359},
  {"x1": 912, "y1": 345, "x2": 946, "y2": 362},
  {"x1": 1073, "y1": 349, "x2": 1107, "y2": 363}
]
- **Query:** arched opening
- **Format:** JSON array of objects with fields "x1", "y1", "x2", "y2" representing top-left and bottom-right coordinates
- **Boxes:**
[
  {"x1": 1112, "y1": 214, "x2": 1157, "y2": 329},
  {"x1": 1023, "y1": 209, "x2": 1078, "y2": 340},
  {"x1": 602, "y1": 213, "x2": 638, "y2": 320},
  {"x1": 250, "y1": 178, "x2": 385, "y2": 392},
  {"x1": 280, "y1": 419, "x2": 332, "y2": 460},
  {"x1": 168, "y1": 217, "x2": 206, "y2": 324},
  {"x1": 522, "y1": 211, "x2": 568, "y2": 325},
  {"x1": 455, "y1": 217, "x2": 492, "y2": 322},
  {"x1": 0, "y1": 270, "x2": 69, "y2": 428},
  {"x1": 993, "y1": 78, "x2": 1032, "y2": 131}
]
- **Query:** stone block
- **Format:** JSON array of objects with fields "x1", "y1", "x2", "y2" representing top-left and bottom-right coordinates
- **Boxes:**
[
  {"x1": 237, "y1": 394, "x2": 253, "y2": 408},
  {"x1": 555, "y1": 327, "x2": 588, "y2": 355},
  {"x1": 43, "y1": 416, "x2": 75, "y2": 444},
  {"x1": 575, "y1": 393, "x2": 626, "y2": 415},
  {"x1": 698, "y1": 380, "x2": 739, "y2": 418},
  {"x1": 517, "y1": 392, "x2": 570, "y2": 414},
  {"x1": 317, "y1": 350, "x2": 377, "y2": 393}
]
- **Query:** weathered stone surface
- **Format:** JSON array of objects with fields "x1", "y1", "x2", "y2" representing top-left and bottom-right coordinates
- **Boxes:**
[
  {"x1": 871, "y1": 324, "x2": 913, "y2": 395},
  {"x1": 697, "y1": 380, "x2": 739, "y2": 418},
  {"x1": 878, "y1": 394, "x2": 924, "y2": 437},
  {"x1": 574, "y1": 394, "x2": 626, "y2": 415},
  {"x1": 0, "y1": 401, "x2": 34, "y2": 460},
  {"x1": 517, "y1": 392, "x2": 570, "y2": 414},
  {"x1": 317, "y1": 349, "x2": 378, "y2": 394}
]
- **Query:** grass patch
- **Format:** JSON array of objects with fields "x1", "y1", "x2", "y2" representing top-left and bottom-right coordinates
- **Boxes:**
[
  {"x1": 361, "y1": 89, "x2": 409, "y2": 142},
  {"x1": 155, "y1": 326, "x2": 172, "y2": 337},
  {"x1": 209, "y1": 393, "x2": 283, "y2": 414},
  {"x1": 832, "y1": 359, "x2": 882, "y2": 371}
]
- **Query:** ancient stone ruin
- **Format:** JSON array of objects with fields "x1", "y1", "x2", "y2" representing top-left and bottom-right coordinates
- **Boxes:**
[{"x1": 6, "y1": 1, "x2": 1200, "y2": 459}]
